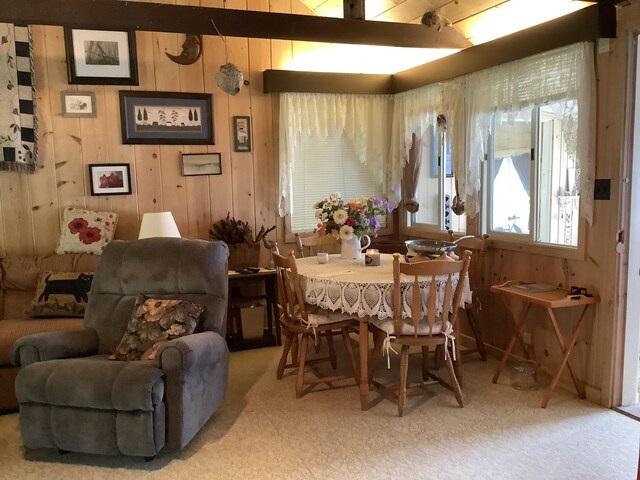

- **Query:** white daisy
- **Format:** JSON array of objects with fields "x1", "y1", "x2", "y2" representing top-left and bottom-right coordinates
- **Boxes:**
[
  {"x1": 333, "y1": 209, "x2": 348, "y2": 225},
  {"x1": 339, "y1": 225, "x2": 354, "y2": 240},
  {"x1": 315, "y1": 208, "x2": 324, "y2": 219}
]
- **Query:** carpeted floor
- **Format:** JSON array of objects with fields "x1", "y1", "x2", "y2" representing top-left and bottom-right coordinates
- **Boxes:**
[{"x1": 0, "y1": 344, "x2": 638, "y2": 480}]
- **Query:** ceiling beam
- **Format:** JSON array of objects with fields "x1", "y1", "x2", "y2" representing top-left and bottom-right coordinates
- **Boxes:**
[
  {"x1": 263, "y1": 3, "x2": 616, "y2": 95},
  {"x1": 0, "y1": 0, "x2": 472, "y2": 49}
]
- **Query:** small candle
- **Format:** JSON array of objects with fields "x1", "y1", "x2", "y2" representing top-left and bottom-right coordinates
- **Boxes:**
[
  {"x1": 317, "y1": 252, "x2": 329, "y2": 264},
  {"x1": 365, "y1": 248, "x2": 380, "y2": 266}
]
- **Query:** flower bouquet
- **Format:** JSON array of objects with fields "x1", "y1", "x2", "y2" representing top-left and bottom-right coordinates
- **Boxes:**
[{"x1": 314, "y1": 193, "x2": 394, "y2": 240}]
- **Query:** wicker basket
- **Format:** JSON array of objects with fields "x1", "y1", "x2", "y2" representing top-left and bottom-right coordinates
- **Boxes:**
[{"x1": 227, "y1": 243, "x2": 261, "y2": 271}]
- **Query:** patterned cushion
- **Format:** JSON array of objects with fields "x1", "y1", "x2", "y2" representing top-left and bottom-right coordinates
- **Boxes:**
[
  {"x1": 56, "y1": 207, "x2": 118, "y2": 255},
  {"x1": 26, "y1": 271, "x2": 94, "y2": 317},
  {"x1": 110, "y1": 296, "x2": 206, "y2": 361}
]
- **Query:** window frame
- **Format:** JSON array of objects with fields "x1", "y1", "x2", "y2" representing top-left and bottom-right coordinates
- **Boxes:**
[{"x1": 482, "y1": 103, "x2": 587, "y2": 260}]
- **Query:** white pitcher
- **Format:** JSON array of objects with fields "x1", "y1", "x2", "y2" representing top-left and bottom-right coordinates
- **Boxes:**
[{"x1": 341, "y1": 234, "x2": 371, "y2": 260}]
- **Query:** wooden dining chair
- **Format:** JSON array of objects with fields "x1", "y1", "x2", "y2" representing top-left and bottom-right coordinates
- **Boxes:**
[
  {"x1": 295, "y1": 233, "x2": 340, "y2": 258},
  {"x1": 448, "y1": 231, "x2": 490, "y2": 361},
  {"x1": 369, "y1": 252, "x2": 471, "y2": 416},
  {"x1": 272, "y1": 250, "x2": 360, "y2": 398}
]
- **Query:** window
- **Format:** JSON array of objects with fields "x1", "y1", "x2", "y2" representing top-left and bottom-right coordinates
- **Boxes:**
[
  {"x1": 485, "y1": 101, "x2": 579, "y2": 247},
  {"x1": 290, "y1": 129, "x2": 384, "y2": 233},
  {"x1": 406, "y1": 125, "x2": 466, "y2": 234}
]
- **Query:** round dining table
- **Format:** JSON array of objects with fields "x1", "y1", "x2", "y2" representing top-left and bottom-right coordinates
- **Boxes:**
[{"x1": 295, "y1": 253, "x2": 471, "y2": 410}]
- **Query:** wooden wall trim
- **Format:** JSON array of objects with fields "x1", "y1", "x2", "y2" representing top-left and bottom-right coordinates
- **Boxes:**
[
  {"x1": 263, "y1": 71, "x2": 392, "y2": 94},
  {"x1": 0, "y1": 0, "x2": 471, "y2": 49},
  {"x1": 262, "y1": 3, "x2": 617, "y2": 95}
]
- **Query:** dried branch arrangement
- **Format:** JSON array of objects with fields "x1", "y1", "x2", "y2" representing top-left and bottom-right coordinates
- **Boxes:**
[{"x1": 209, "y1": 213, "x2": 275, "y2": 244}]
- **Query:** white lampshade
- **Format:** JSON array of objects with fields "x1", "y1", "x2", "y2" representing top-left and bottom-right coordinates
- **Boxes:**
[{"x1": 138, "y1": 212, "x2": 181, "y2": 239}]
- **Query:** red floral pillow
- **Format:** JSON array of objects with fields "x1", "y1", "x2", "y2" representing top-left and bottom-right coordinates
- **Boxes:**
[{"x1": 56, "y1": 207, "x2": 119, "y2": 255}]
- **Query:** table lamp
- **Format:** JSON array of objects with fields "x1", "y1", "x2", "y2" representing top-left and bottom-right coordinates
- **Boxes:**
[{"x1": 138, "y1": 212, "x2": 181, "y2": 239}]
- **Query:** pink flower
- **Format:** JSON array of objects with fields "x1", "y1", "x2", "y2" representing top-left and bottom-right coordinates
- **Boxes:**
[{"x1": 344, "y1": 217, "x2": 355, "y2": 227}]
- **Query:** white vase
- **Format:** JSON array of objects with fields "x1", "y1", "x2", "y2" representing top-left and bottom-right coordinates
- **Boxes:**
[{"x1": 341, "y1": 234, "x2": 371, "y2": 260}]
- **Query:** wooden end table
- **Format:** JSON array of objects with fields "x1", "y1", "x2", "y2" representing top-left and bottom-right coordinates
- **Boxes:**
[{"x1": 490, "y1": 281, "x2": 599, "y2": 408}]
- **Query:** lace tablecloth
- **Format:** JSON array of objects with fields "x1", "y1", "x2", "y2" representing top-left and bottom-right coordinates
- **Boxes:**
[{"x1": 296, "y1": 254, "x2": 472, "y2": 320}]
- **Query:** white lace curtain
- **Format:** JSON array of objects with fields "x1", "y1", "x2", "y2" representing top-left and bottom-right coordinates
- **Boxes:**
[
  {"x1": 464, "y1": 42, "x2": 596, "y2": 223},
  {"x1": 278, "y1": 93, "x2": 393, "y2": 217},
  {"x1": 279, "y1": 42, "x2": 596, "y2": 223}
]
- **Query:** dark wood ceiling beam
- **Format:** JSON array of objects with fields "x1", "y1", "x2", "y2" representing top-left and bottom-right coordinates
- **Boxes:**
[
  {"x1": 0, "y1": 0, "x2": 472, "y2": 49},
  {"x1": 263, "y1": 3, "x2": 616, "y2": 95}
]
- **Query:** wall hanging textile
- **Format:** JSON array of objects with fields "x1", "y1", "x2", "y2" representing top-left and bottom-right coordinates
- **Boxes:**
[{"x1": 0, "y1": 23, "x2": 37, "y2": 173}]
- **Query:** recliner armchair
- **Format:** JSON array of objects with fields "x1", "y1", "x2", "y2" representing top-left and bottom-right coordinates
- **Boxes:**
[{"x1": 11, "y1": 238, "x2": 229, "y2": 458}]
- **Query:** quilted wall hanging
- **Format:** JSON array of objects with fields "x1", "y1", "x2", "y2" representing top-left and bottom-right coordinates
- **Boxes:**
[{"x1": 0, "y1": 23, "x2": 37, "y2": 173}]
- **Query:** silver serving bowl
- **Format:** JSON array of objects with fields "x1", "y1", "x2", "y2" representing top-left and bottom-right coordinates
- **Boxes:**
[{"x1": 405, "y1": 236, "x2": 474, "y2": 258}]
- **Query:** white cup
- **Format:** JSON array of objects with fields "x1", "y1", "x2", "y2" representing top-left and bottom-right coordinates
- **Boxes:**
[{"x1": 317, "y1": 252, "x2": 329, "y2": 264}]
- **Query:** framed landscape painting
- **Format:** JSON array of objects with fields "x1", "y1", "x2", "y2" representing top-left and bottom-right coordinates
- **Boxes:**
[
  {"x1": 119, "y1": 91, "x2": 214, "y2": 145},
  {"x1": 64, "y1": 28, "x2": 138, "y2": 85},
  {"x1": 181, "y1": 153, "x2": 222, "y2": 176}
]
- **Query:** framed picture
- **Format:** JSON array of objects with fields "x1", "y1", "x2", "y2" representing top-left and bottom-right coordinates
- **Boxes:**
[
  {"x1": 233, "y1": 116, "x2": 252, "y2": 152},
  {"x1": 60, "y1": 91, "x2": 96, "y2": 118},
  {"x1": 119, "y1": 91, "x2": 214, "y2": 145},
  {"x1": 181, "y1": 153, "x2": 222, "y2": 176},
  {"x1": 64, "y1": 28, "x2": 138, "y2": 85},
  {"x1": 88, "y1": 164, "x2": 132, "y2": 196}
]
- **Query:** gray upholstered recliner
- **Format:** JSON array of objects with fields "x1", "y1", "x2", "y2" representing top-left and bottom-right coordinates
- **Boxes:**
[{"x1": 10, "y1": 238, "x2": 229, "y2": 458}]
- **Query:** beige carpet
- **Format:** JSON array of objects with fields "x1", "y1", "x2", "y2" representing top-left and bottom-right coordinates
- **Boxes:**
[{"x1": 0, "y1": 344, "x2": 638, "y2": 480}]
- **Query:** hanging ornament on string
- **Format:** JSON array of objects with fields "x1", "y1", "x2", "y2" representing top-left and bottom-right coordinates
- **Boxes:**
[
  {"x1": 210, "y1": 18, "x2": 245, "y2": 96},
  {"x1": 216, "y1": 63, "x2": 243, "y2": 96}
]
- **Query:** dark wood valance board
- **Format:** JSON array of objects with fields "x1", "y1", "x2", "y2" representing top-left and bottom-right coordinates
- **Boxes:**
[
  {"x1": 0, "y1": 0, "x2": 471, "y2": 49},
  {"x1": 263, "y1": 3, "x2": 617, "y2": 95}
]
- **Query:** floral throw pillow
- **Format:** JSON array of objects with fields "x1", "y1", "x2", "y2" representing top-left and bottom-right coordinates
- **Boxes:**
[
  {"x1": 26, "y1": 271, "x2": 94, "y2": 317},
  {"x1": 110, "y1": 296, "x2": 206, "y2": 361},
  {"x1": 56, "y1": 207, "x2": 119, "y2": 255}
]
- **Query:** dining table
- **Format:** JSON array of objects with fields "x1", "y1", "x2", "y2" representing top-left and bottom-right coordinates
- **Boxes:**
[{"x1": 295, "y1": 253, "x2": 471, "y2": 410}]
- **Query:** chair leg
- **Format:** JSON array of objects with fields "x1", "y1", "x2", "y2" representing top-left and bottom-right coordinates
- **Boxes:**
[
  {"x1": 296, "y1": 334, "x2": 309, "y2": 398},
  {"x1": 466, "y1": 309, "x2": 487, "y2": 361},
  {"x1": 398, "y1": 345, "x2": 410, "y2": 417},
  {"x1": 369, "y1": 328, "x2": 385, "y2": 382},
  {"x1": 326, "y1": 331, "x2": 337, "y2": 370},
  {"x1": 445, "y1": 353, "x2": 464, "y2": 407},
  {"x1": 291, "y1": 334, "x2": 299, "y2": 365},
  {"x1": 340, "y1": 328, "x2": 359, "y2": 384},
  {"x1": 277, "y1": 331, "x2": 295, "y2": 379},
  {"x1": 434, "y1": 344, "x2": 443, "y2": 370},
  {"x1": 421, "y1": 346, "x2": 430, "y2": 381}
]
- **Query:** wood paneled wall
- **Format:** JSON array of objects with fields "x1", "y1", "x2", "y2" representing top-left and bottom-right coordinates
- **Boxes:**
[{"x1": 0, "y1": 0, "x2": 307, "y2": 258}]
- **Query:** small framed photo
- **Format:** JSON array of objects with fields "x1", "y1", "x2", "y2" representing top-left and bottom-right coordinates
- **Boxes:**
[
  {"x1": 181, "y1": 153, "x2": 222, "y2": 176},
  {"x1": 88, "y1": 164, "x2": 132, "y2": 196},
  {"x1": 119, "y1": 91, "x2": 214, "y2": 144},
  {"x1": 64, "y1": 28, "x2": 138, "y2": 85},
  {"x1": 233, "y1": 116, "x2": 252, "y2": 152},
  {"x1": 61, "y1": 91, "x2": 96, "y2": 118}
]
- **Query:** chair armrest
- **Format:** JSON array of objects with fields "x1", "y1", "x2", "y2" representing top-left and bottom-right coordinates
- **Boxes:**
[
  {"x1": 155, "y1": 331, "x2": 229, "y2": 450},
  {"x1": 155, "y1": 331, "x2": 226, "y2": 371},
  {"x1": 11, "y1": 328, "x2": 99, "y2": 367}
]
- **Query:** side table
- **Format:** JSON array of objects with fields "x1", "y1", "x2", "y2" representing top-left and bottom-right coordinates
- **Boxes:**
[
  {"x1": 227, "y1": 269, "x2": 280, "y2": 350},
  {"x1": 490, "y1": 281, "x2": 599, "y2": 408}
]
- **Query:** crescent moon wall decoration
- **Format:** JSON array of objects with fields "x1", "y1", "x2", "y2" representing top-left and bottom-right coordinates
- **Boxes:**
[{"x1": 166, "y1": 34, "x2": 202, "y2": 65}]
